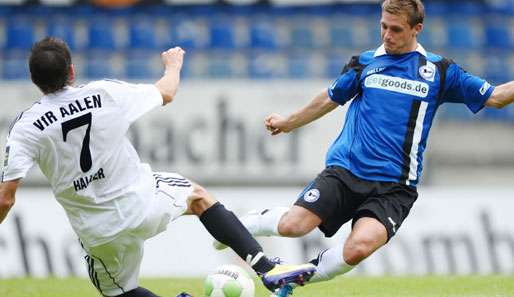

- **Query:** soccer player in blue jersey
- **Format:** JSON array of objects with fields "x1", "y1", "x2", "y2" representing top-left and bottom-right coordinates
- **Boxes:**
[{"x1": 222, "y1": 0, "x2": 514, "y2": 294}]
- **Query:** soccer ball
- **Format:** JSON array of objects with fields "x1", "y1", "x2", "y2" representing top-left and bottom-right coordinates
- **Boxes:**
[{"x1": 204, "y1": 264, "x2": 255, "y2": 297}]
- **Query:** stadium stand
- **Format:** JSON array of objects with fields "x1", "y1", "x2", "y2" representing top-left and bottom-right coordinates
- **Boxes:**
[{"x1": 0, "y1": 1, "x2": 513, "y2": 120}]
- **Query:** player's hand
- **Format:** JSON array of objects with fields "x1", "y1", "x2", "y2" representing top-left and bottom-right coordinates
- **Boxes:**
[
  {"x1": 265, "y1": 113, "x2": 291, "y2": 135},
  {"x1": 161, "y1": 47, "x2": 185, "y2": 72}
]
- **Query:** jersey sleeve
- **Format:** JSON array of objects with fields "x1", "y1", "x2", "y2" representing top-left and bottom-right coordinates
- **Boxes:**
[
  {"x1": 328, "y1": 56, "x2": 363, "y2": 105},
  {"x1": 97, "y1": 80, "x2": 164, "y2": 123},
  {"x1": 1, "y1": 127, "x2": 37, "y2": 182},
  {"x1": 441, "y1": 63, "x2": 494, "y2": 113}
]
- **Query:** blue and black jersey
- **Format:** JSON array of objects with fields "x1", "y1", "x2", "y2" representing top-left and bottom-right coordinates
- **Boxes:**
[{"x1": 327, "y1": 44, "x2": 494, "y2": 187}]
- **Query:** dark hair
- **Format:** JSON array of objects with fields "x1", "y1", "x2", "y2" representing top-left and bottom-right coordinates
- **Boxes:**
[
  {"x1": 382, "y1": 0, "x2": 424, "y2": 28},
  {"x1": 29, "y1": 37, "x2": 72, "y2": 94}
]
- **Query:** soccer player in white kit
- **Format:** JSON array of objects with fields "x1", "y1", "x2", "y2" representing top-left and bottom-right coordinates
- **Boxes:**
[{"x1": 0, "y1": 37, "x2": 315, "y2": 297}]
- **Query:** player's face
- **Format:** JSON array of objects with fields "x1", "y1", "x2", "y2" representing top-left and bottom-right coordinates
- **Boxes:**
[{"x1": 380, "y1": 11, "x2": 422, "y2": 55}]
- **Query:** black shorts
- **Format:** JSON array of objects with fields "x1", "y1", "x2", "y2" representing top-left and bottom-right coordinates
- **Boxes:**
[{"x1": 294, "y1": 166, "x2": 418, "y2": 241}]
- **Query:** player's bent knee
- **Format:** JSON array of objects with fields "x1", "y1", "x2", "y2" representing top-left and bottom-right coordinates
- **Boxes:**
[
  {"x1": 189, "y1": 198, "x2": 213, "y2": 216},
  {"x1": 343, "y1": 239, "x2": 375, "y2": 265},
  {"x1": 277, "y1": 208, "x2": 318, "y2": 237},
  {"x1": 278, "y1": 218, "x2": 311, "y2": 237},
  {"x1": 187, "y1": 184, "x2": 217, "y2": 216}
]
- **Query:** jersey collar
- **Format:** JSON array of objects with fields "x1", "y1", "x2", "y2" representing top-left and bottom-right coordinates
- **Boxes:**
[
  {"x1": 374, "y1": 43, "x2": 427, "y2": 57},
  {"x1": 42, "y1": 86, "x2": 73, "y2": 99}
]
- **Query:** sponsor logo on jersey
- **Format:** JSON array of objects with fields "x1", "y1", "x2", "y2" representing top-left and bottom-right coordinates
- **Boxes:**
[
  {"x1": 3, "y1": 146, "x2": 9, "y2": 168},
  {"x1": 366, "y1": 67, "x2": 386, "y2": 76},
  {"x1": 364, "y1": 74, "x2": 429, "y2": 98},
  {"x1": 479, "y1": 81, "x2": 491, "y2": 96},
  {"x1": 419, "y1": 62, "x2": 436, "y2": 82},
  {"x1": 303, "y1": 189, "x2": 320, "y2": 203}
]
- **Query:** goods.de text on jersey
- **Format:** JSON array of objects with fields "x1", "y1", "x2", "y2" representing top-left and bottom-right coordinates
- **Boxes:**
[{"x1": 33, "y1": 94, "x2": 102, "y2": 131}]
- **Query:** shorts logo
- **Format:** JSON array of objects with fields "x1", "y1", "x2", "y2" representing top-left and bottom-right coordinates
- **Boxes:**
[
  {"x1": 479, "y1": 81, "x2": 491, "y2": 95},
  {"x1": 303, "y1": 189, "x2": 320, "y2": 203},
  {"x1": 365, "y1": 74, "x2": 429, "y2": 98},
  {"x1": 388, "y1": 217, "x2": 397, "y2": 234},
  {"x1": 419, "y1": 62, "x2": 436, "y2": 82},
  {"x1": 3, "y1": 146, "x2": 9, "y2": 168}
]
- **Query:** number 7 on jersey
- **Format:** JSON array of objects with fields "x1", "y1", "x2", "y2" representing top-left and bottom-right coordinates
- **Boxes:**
[{"x1": 62, "y1": 112, "x2": 93, "y2": 173}]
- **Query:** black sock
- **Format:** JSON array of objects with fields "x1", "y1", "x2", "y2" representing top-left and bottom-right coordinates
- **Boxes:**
[
  {"x1": 199, "y1": 202, "x2": 276, "y2": 274},
  {"x1": 116, "y1": 287, "x2": 160, "y2": 297}
]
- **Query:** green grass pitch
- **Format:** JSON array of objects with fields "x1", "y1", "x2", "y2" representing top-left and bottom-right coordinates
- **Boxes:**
[{"x1": 1, "y1": 276, "x2": 513, "y2": 297}]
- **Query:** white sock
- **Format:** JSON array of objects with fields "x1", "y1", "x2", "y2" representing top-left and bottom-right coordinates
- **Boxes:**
[
  {"x1": 242, "y1": 207, "x2": 289, "y2": 237},
  {"x1": 310, "y1": 244, "x2": 354, "y2": 283}
]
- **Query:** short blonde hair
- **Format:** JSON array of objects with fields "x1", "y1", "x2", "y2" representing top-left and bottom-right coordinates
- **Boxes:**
[{"x1": 382, "y1": 0, "x2": 424, "y2": 28}]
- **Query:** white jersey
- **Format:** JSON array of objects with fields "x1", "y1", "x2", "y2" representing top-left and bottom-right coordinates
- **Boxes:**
[{"x1": 2, "y1": 80, "x2": 163, "y2": 247}]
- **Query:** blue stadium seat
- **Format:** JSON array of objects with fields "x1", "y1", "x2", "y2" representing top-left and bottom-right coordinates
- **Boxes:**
[
  {"x1": 485, "y1": 21, "x2": 512, "y2": 49},
  {"x1": 446, "y1": 20, "x2": 476, "y2": 49},
  {"x1": 329, "y1": 18, "x2": 354, "y2": 49},
  {"x1": 47, "y1": 17, "x2": 76, "y2": 50},
  {"x1": 209, "y1": 18, "x2": 236, "y2": 49},
  {"x1": 87, "y1": 17, "x2": 117, "y2": 50},
  {"x1": 289, "y1": 21, "x2": 315, "y2": 49},
  {"x1": 128, "y1": 17, "x2": 157, "y2": 50},
  {"x1": 249, "y1": 18, "x2": 278, "y2": 49},
  {"x1": 5, "y1": 17, "x2": 35, "y2": 50}
]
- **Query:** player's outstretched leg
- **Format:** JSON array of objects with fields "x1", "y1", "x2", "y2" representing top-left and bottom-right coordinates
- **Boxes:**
[
  {"x1": 294, "y1": 217, "x2": 387, "y2": 287},
  {"x1": 269, "y1": 217, "x2": 387, "y2": 296},
  {"x1": 188, "y1": 184, "x2": 280, "y2": 275},
  {"x1": 189, "y1": 185, "x2": 317, "y2": 291},
  {"x1": 214, "y1": 205, "x2": 320, "y2": 250},
  {"x1": 198, "y1": 201, "x2": 276, "y2": 274},
  {"x1": 213, "y1": 208, "x2": 287, "y2": 250}
]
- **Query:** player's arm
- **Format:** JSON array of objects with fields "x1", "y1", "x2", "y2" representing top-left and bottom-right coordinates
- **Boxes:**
[
  {"x1": 485, "y1": 81, "x2": 514, "y2": 109},
  {"x1": 265, "y1": 89, "x2": 338, "y2": 135},
  {"x1": 0, "y1": 179, "x2": 19, "y2": 224},
  {"x1": 155, "y1": 47, "x2": 185, "y2": 105}
]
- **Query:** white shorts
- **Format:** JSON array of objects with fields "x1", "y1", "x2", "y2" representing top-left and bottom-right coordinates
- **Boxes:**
[{"x1": 81, "y1": 172, "x2": 194, "y2": 296}]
